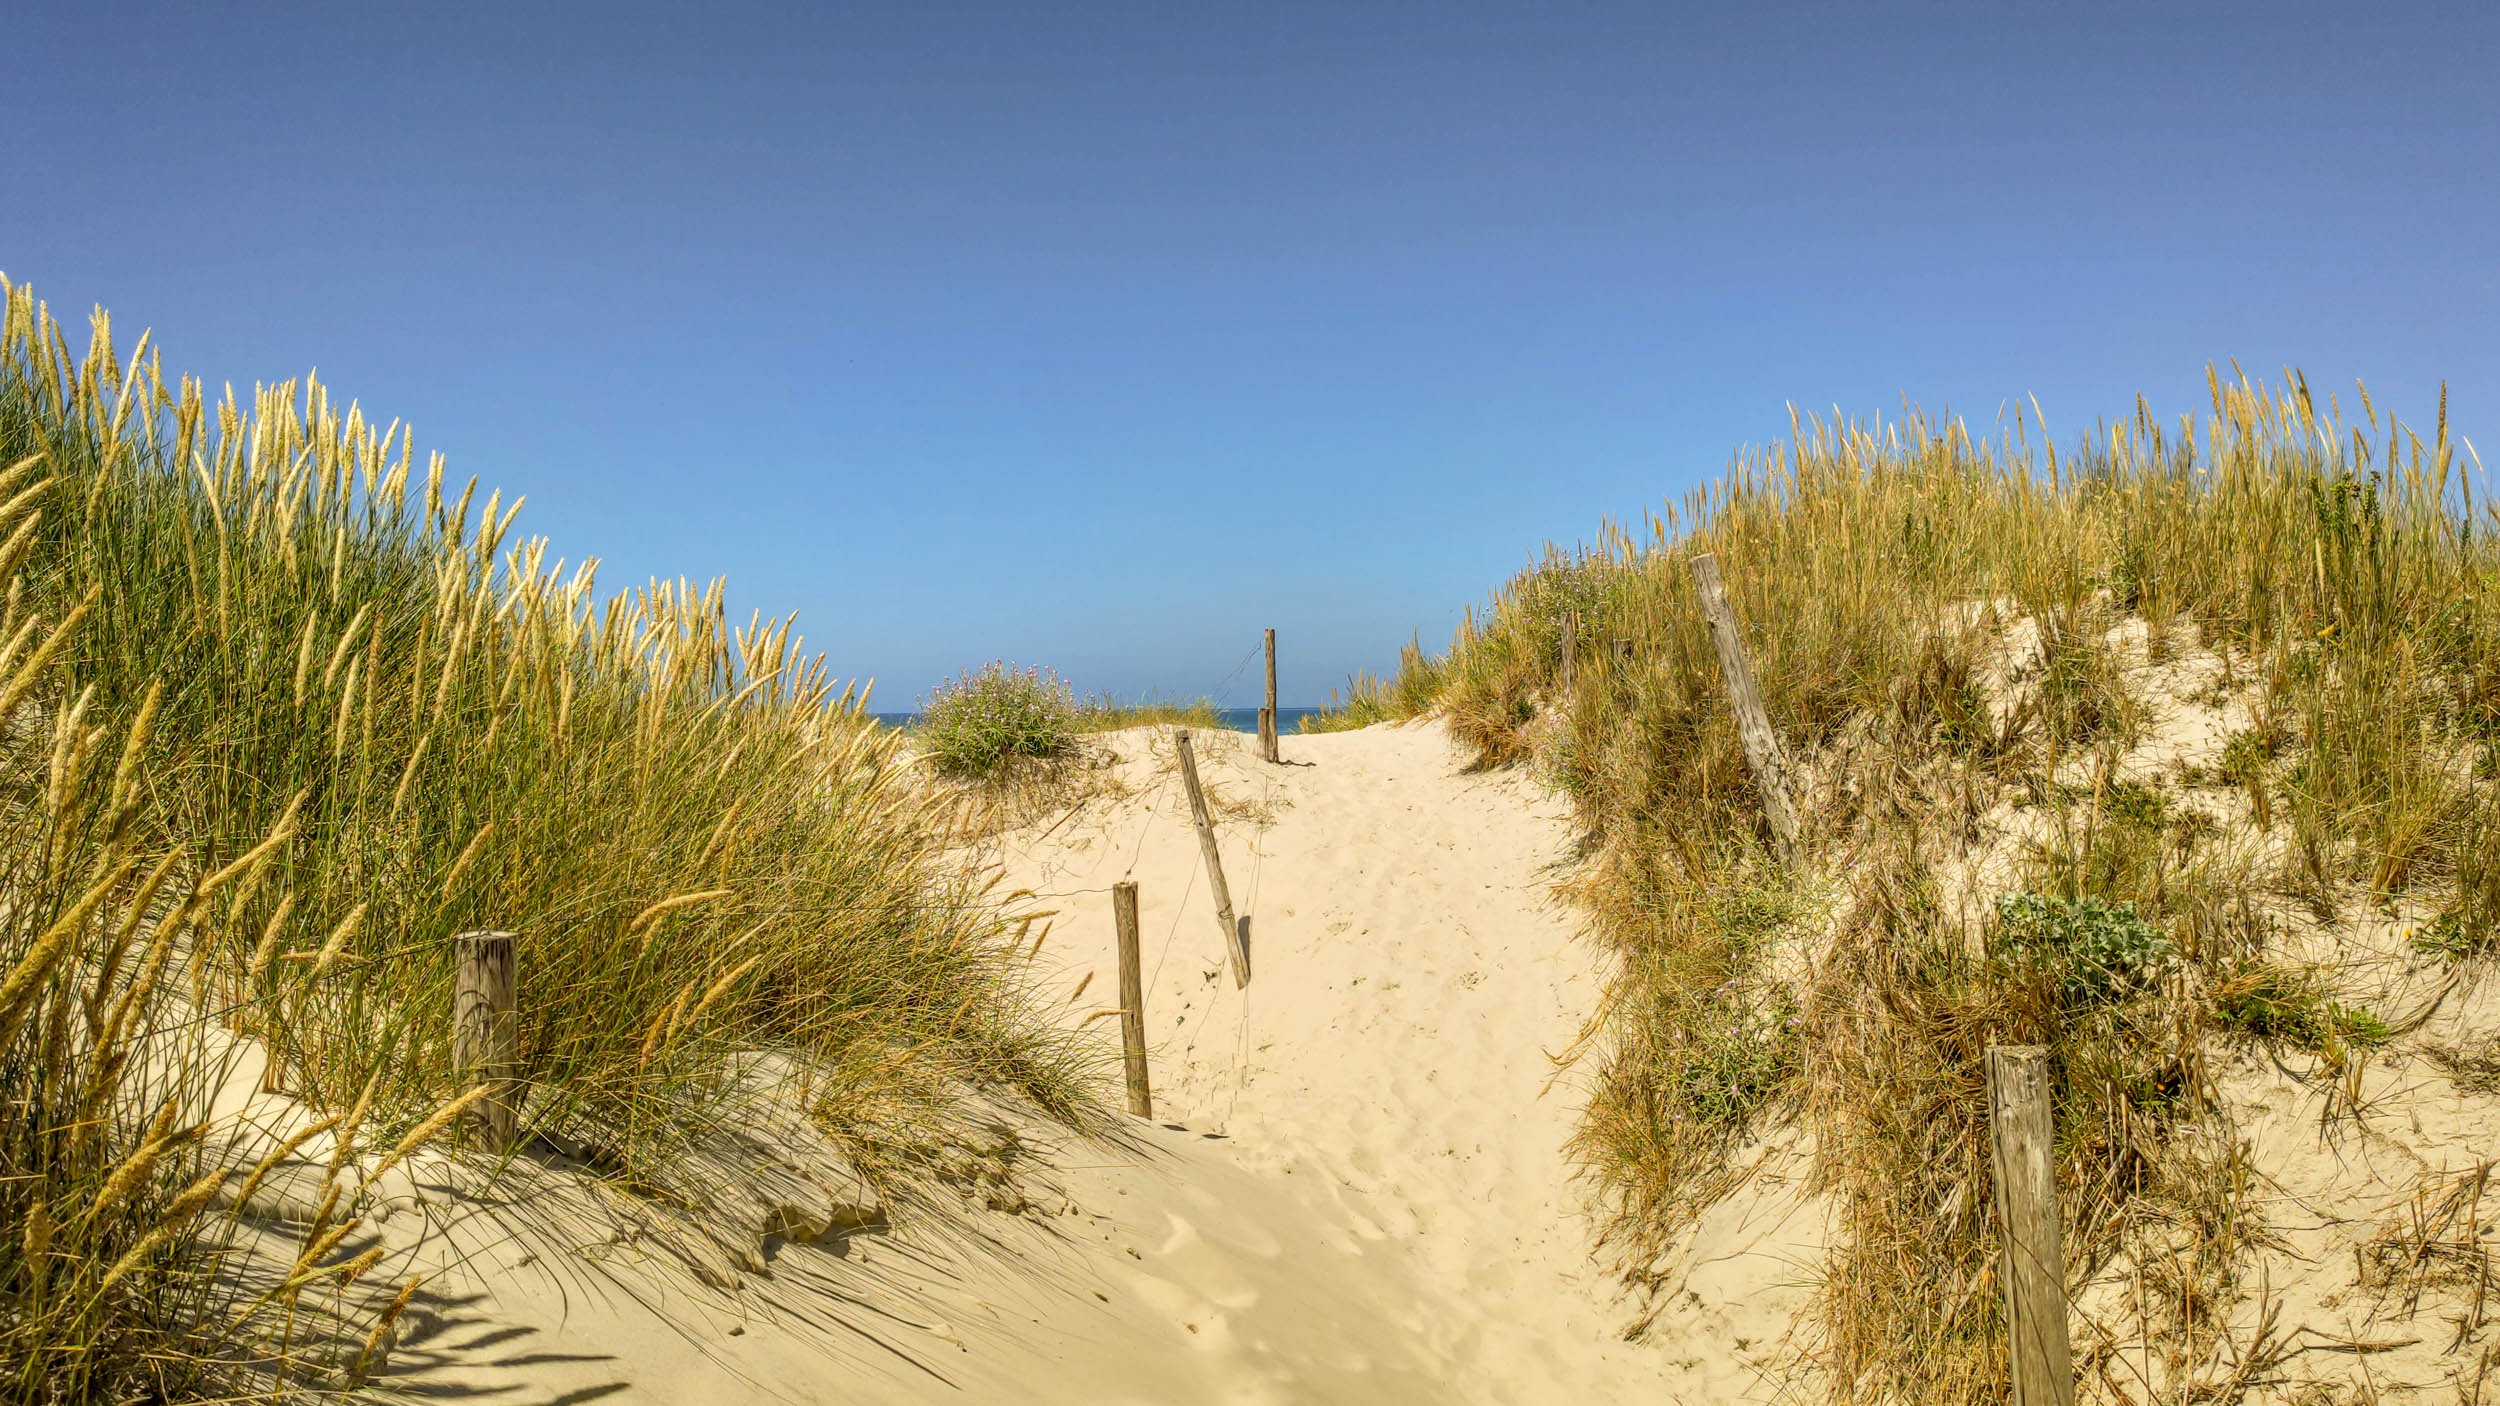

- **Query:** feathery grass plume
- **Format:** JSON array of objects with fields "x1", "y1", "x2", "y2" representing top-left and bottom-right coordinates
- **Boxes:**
[
  {"x1": 346, "y1": 1276, "x2": 425, "y2": 1387},
  {"x1": 89, "y1": 1167, "x2": 232, "y2": 1299}
]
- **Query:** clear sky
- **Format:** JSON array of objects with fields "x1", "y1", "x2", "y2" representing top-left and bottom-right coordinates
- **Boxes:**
[{"x1": 4, "y1": 2, "x2": 2494, "y2": 708}]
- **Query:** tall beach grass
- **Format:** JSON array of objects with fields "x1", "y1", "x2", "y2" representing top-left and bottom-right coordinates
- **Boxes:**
[
  {"x1": 0, "y1": 279, "x2": 1100, "y2": 1400},
  {"x1": 1387, "y1": 374, "x2": 2491, "y2": 1398}
]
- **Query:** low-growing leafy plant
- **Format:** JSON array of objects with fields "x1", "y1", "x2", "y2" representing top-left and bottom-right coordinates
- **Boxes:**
[
  {"x1": 917, "y1": 663, "x2": 1078, "y2": 777},
  {"x1": 2411, "y1": 911, "x2": 2483, "y2": 960},
  {"x1": 1990, "y1": 891, "x2": 2176, "y2": 1008}
]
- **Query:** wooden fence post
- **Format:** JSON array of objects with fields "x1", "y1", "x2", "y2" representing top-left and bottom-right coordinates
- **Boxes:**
[
  {"x1": 1689, "y1": 552, "x2": 1801, "y2": 857},
  {"x1": 1261, "y1": 627, "x2": 1280, "y2": 763},
  {"x1": 1560, "y1": 608, "x2": 1578, "y2": 691},
  {"x1": 1173, "y1": 730, "x2": 1250, "y2": 987},
  {"x1": 1986, "y1": 1045, "x2": 2075, "y2": 1406},
  {"x1": 453, "y1": 930, "x2": 520, "y2": 1153},
  {"x1": 1113, "y1": 881, "x2": 1152, "y2": 1118}
]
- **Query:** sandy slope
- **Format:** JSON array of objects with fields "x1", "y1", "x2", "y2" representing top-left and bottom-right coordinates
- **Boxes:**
[
  {"x1": 348, "y1": 721, "x2": 1798, "y2": 1405},
  {"x1": 975, "y1": 720, "x2": 1780, "y2": 1403}
]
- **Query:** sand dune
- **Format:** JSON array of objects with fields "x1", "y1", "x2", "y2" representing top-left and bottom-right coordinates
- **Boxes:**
[
  {"x1": 225, "y1": 674, "x2": 2500, "y2": 1405},
  {"x1": 339, "y1": 720, "x2": 1803, "y2": 1404}
]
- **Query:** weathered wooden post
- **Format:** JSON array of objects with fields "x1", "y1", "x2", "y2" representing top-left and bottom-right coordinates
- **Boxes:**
[
  {"x1": 1113, "y1": 881, "x2": 1152, "y2": 1117},
  {"x1": 1261, "y1": 627, "x2": 1280, "y2": 763},
  {"x1": 1986, "y1": 1044, "x2": 2075, "y2": 1406},
  {"x1": 1173, "y1": 730, "x2": 1250, "y2": 987},
  {"x1": 453, "y1": 930, "x2": 520, "y2": 1153},
  {"x1": 1689, "y1": 552, "x2": 1800, "y2": 858},
  {"x1": 1560, "y1": 608, "x2": 1578, "y2": 691}
]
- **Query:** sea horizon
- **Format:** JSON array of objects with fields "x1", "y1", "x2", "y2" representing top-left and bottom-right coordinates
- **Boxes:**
[{"x1": 870, "y1": 706, "x2": 1325, "y2": 735}]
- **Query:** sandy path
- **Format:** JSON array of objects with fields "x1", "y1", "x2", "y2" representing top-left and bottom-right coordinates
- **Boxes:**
[
  {"x1": 994, "y1": 722, "x2": 1661, "y2": 1399},
  {"x1": 374, "y1": 722, "x2": 1802, "y2": 1405}
]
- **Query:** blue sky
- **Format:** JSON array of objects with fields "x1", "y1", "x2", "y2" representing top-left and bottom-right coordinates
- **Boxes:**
[{"x1": 4, "y1": 2, "x2": 2493, "y2": 707}]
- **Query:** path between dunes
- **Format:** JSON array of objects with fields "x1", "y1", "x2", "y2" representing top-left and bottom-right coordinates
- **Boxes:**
[{"x1": 387, "y1": 722, "x2": 1811, "y2": 1404}]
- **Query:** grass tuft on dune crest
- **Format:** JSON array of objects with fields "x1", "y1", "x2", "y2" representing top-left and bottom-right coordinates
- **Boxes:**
[{"x1": 1300, "y1": 636, "x2": 1444, "y2": 733}]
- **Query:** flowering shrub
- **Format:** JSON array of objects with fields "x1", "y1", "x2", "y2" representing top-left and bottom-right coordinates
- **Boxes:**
[{"x1": 918, "y1": 663, "x2": 1077, "y2": 778}]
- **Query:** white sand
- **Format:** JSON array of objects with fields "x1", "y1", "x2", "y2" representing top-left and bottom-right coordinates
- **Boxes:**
[{"x1": 338, "y1": 720, "x2": 1802, "y2": 1404}]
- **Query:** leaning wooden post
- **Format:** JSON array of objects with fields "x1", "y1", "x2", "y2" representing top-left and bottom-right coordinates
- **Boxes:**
[
  {"x1": 1986, "y1": 1045, "x2": 2075, "y2": 1406},
  {"x1": 1689, "y1": 553, "x2": 1801, "y2": 857},
  {"x1": 1173, "y1": 730, "x2": 1250, "y2": 987},
  {"x1": 1113, "y1": 881, "x2": 1152, "y2": 1117},
  {"x1": 1261, "y1": 627, "x2": 1280, "y2": 764},
  {"x1": 453, "y1": 930, "x2": 520, "y2": 1153}
]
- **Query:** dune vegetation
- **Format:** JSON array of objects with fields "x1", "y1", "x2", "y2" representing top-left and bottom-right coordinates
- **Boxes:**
[
  {"x1": 1335, "y1": 373, "x2": 2494, "y2": 1399},
  {"x1": 0, "y1": 280, "x2": 1098, "y2": 1402},
  {"x1": 909, "y1": 663, "x2": 1224, "y2": 782},
  {"x1": 1297, "y1": 636, "x2": 1445, "y2": 734}
]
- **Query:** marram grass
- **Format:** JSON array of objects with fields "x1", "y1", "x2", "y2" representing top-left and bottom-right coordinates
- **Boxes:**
[
  {"x1": 1390, "y1": 375, "x2": 2492, "y2": 1399},
  {"x1": 0, "y1": 279, "x2": 1102, "y2": 1401}
]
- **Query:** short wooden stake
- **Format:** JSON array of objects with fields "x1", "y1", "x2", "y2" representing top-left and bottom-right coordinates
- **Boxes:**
[
  {"x1": 1262, "y1": 627, "x2": 1280, "y2": 764},
  {"x1": 1173, "y1": 730, "x2": 1250, "y2": 987},
  {"x1": 453, "y1": 930, "x2": 520, "y2": 1153},
  {"x1": 1689, "y1": 552, "x2": 1800, "y2": 857},
  {"x1": 1560, "y1": 608, "x2": 1578, "y2": 690},
  {"x1": 1113, "y1": 881, "x2": 1152, "y2": 1118},
  {"x1": 1986, "y1": 1044, "x2": 2075, "y2": 1406}
]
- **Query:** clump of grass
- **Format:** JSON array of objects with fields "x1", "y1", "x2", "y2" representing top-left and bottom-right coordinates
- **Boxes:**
[
  {"x1": 0, "y1": 475, "x2": 404, "y2": 1400},
  {"x1": 0, "y1": 280, "x2": 1102, "y2": 1395},
  {"x1": 2033, "y1": 609, "x2": 2142, "y2": 747},
  {"x1": 2218, "y1": 724, "x2": 2280, "y2": 785},
  {"x1": 2210, "y1": 961, "x2": 2389, "y2": 1055},
  {"x1": 915, "y1": 663, "x2": 1078, "y2": 778},
  {"x1": 1069, "y1": 692, "x2": 1222, "y2": 733},
  {"x1": 1302, "y1": 636, "x2": 1445, "y2": 733}
]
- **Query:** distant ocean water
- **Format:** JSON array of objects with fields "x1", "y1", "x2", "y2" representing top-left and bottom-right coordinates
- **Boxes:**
[{"x1": 871, "y1": 707, "x2": 1323, "y2": 735}]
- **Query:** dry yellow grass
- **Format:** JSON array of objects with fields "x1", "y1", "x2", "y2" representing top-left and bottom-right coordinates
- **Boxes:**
[{"x1": 1391, "y1": 372, "x2": 2491, "y2": 1399}]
